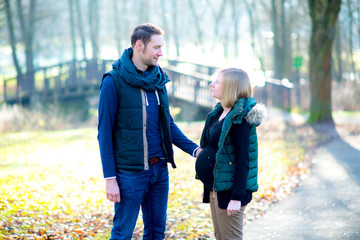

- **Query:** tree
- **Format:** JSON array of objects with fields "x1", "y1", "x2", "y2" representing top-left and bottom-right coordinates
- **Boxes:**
[
  {"x1": 160, "y1": 0, "x2": 170, "y2": 56},
  {"x1": 208, "y1": 0, "x2": 227, "y2": 44},
  {"x1": 308, "y1": 0, "x2": 342, "y2": 124},
  {"x1": 230, "y1": 0, "x2": 240, "y2": 58},
  {"x1": 75, "y1": 0, "x2": 87, "y2": 60},
  {"x1": 334, "y1": 21, "x2": 343, "y2": 83},
  {"x1": 87, "y1": 0, "x2": 99, "y2": 81},
  {"x1": 270, "y1": 0, "x2": 292, "y2": 79},
  {"x1": 89, "y1": 0, "x2": 99, "y2": 61},
  {"x1": 4, "y1": 0, "x2": 23, "y2": 85},
  {"x1": 17, "y1": 0, "x2": 36, "y2": 95},
  {"x1": 244, "y1": 0, "x2": 266, "y2": 73},
  {"x1": 139, "y1": 0, "x2": 149, "y2": 23},
  {"x1": 188, "y1": 0, "x2": 204, "y2": 49},
  {"x1": 68, "y1": 0, "x2": 77, "y2": 83},
  {"x1": 112, "y1": 0, "x2": 122, "y2": 56},
  {"x1": 357, "y1": 0, "x2": 360, "y2": 50},
  {"x1": 346, "y1": 0, "x2": 356, "y2": 79},
  {"x1": 171, "y1": 0, "x2": 180, "y2": 57},
  {"x1": 4, "y1": 0, "x2": 37, "y2": 97}
]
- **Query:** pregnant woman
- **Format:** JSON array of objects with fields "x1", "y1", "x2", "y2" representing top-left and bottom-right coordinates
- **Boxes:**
[{"x1": 196, "y1": 68, "x2": 265, "y2": 240}]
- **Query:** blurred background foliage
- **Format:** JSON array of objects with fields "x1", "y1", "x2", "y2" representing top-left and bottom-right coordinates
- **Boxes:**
[{"x1": 1, "y1": 0, "x2": 360, "y2": 238}]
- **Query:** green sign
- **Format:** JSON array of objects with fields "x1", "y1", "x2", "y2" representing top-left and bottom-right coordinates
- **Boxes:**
[{"x1": 293, "y1": 56, "x2": 303, "y2": 69}]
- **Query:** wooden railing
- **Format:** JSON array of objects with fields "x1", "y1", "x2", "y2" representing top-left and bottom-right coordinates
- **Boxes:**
[
  {"x1": 253, "y1": 77, "x2": 293, "y2": 111},
  {"x1": 2, "y1": 58, "x2": 293, "y2": 111},
  {"x1": 2, "y1": 59, "x2": 113, "y2": 104},
  {"x1": 164, "y1": 65, "x2": 217, "y2": 109},
  {"x1": 163, "y1": 58, "x2": 218, "y2": 76},
  {"x1": 163, "y1": 60, "x2": 293, "y2": 110}
]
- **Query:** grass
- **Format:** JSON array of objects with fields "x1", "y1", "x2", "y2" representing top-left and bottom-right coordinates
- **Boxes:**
[
  {"x1": 0, "y1": 128, "x2": 111, "y2": 238},
  {"x1": 333, "y1": 110, "x2": 360, "y2": 117},
  {"x1": 289, "y1": 108, "x2": 360, "y2": 118},
  {"x1": 0, "y1": 120, "x2": 310, "y2": 239}
]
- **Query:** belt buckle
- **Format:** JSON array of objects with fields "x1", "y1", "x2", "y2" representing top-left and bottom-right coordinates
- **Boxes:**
[{"x1": 149, "y1": 157, "x2": 160, "y2": 165}]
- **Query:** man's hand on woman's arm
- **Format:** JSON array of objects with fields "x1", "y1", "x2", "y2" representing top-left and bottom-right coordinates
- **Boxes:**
[{"x1": 195, "y1": 147, "x2": 203, "y2": 158}]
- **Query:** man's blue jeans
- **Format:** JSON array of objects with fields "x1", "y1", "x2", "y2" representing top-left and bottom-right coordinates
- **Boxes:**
[{"x1": 110, "y1": 161, "x2": 169, "y2": 240}]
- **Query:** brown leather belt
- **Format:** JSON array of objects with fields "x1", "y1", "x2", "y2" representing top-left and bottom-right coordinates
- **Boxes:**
[{"x1": 149, "y1": 156, "x2": 161, "y2": 165}]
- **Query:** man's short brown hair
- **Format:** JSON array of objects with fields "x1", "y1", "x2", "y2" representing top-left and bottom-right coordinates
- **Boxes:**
[{"x1": 131, "y1": 23, "x2": 164, "y2": 47}]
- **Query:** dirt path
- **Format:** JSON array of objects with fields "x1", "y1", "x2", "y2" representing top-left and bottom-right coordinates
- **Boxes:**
[{"x1": 244, "y1": 133, "x2": 360, "y2": 240}]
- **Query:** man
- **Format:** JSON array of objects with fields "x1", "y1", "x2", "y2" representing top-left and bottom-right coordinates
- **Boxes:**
[{"x1": 97, "y1": 23, "x2": 201, "y2": 239}]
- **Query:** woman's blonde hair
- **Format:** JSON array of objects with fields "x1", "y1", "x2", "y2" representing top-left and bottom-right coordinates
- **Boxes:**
[{"x1": 218, "y1": 68, "x2": 253, "y2": 108}]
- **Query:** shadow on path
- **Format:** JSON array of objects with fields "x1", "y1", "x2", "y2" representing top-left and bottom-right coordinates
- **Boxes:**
[
  {"x1": 326, "y1": 135, "x2": 360, "y2": 187},
  {"x1": 244, "y1": 126, "x2": 360, "y2": 240}
]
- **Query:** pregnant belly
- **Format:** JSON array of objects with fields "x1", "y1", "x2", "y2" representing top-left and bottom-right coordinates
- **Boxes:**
[{"x1": 195, "y1": 147, "x2": 217, "y2": 189}]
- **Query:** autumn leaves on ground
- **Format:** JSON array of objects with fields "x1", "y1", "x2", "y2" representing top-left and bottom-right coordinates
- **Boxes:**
[{"x1": 0, "y1": 117, "x2": 330, "y2": 239}]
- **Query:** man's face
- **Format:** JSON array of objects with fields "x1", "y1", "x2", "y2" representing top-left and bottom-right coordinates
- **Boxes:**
[{"x1": 139, "y1": 34, "x2": 164, "y2": 67}]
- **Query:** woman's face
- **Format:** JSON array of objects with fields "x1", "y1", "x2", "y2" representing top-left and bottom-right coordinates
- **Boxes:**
[{"x1": 210, "y1": 73, "x2": 224, "y2": 100}]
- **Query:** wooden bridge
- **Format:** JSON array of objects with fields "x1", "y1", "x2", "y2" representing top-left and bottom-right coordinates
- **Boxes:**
[{"x1": 1, "y1": 59, "x2": 292, "y2": 118}]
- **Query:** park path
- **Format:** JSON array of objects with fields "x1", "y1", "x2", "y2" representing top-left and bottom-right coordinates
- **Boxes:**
[{"x1": 244, "y1": 131, "x2": 360, "y2": 240}]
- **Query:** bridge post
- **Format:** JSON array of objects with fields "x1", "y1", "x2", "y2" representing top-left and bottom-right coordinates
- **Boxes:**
[
  {"x1": 193, "y1": 77, "x2": 200, "y2": 104},
  {"x1": 68, "y1": 62, "x2": 77, "y2": 84},
  {"x1": 43, "y1": 66, "x2": 49, "y2": 100},
  {"x1": 285, "y1": 86, "x2": 291, "y2": 110},
  {"x1": 53, "y1": 65, "x2": 63, "y2": 103},
  {"x1": 16, "y1": 76, "x2": 21, "y2": 104},
  {"x1": 86, "y1": 59, "x2": 99, "y2": 82},
  {"x1": 3, "y1": 80, "x2": 6, "y2": 102}
]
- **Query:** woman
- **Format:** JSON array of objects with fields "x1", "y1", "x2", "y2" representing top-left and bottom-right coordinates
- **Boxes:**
[{"x1": 195, "y1": 68, "x2": 265, "y2": 240}]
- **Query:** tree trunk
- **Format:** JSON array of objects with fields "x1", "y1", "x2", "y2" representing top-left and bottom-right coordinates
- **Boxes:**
[
  {"x1": 271, "y1": 0, "x2": 290, "y2": 79},
  {"x1": 160, "y1": 0, "x2": 170, "y2": 56},
  {"x1": 139, "y1": 0, "x2": 149, "y2": 23},
  {"x1": 89, "y1": 0, "x2": 99, "y2": 61},
  {"x1": 230, "y1": 0, "x2": 239, "y2": 58},
  {"x1": 171, "y1": 0, "x2": 180, "y2": 57},
  {"x1": 88, "y1": 0, "x2": 99, "y2": 81},
  {"x1": 308, "y1": 0, "x2": 341, "y2": 124},
  {"x1": 75, "y1": 0, "x2": 87, "y2": 60},
  {"x1": 113, "y1": 0, "x2": 122, "y2": 56},
  {"x1": 280, "y1": 0, "x2": 291, "y2": 79},
  {"x1": 4, "y1": 0, "x2": 23, "y2": 86},
  {"x1": 346, "y1": 0, "x2": 356, "y2": 80},
  {"x1": 16, "y1": 0, "x2": 36, "y2": 95},
  {"x1": 271, "y1": 0, "x2": 281, "y2": 78},
  {"x1": 334, "y1": 21, "x2": 343, "y2": 82},
  {"x1": 188, "y1": 0, "x2": 204, "y2": 49},
  {"x1": 358, "y1": 0, "x2": 360, "y2": 51},
  {"x1": 245, "y1": 0, "x2": 266, "y2": 73},
  {"x1": 68, "y1": 0, "x2": 77, "y2": 83},
  {"x1": 223, "y1": 24, "x2": 230, "y2": 59},
  {"x1": 210, "y1": 0, "x2": 227, "y2": 47}
]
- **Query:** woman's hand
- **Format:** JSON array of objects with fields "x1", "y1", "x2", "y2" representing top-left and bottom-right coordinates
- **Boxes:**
[{"x1": 227, "y1": 200, "x2": 241, "y2": 216}]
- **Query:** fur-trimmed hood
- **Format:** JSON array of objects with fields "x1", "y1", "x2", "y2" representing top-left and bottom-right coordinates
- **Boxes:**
[
  {"x1": 209, "y1": 98, "x2": 266, "y2": 127},
  {"x1": 246, "y1": 103, "x2": 266, "y2": 127}
]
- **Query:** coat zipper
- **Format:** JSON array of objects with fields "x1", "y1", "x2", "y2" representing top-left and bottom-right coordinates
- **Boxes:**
[
  {"x1": 141, "y1": 89, "x2": 149, "y2": 170},
  {"x1": 212, "y1": 110, "x2": 243, "y2": 191}
]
